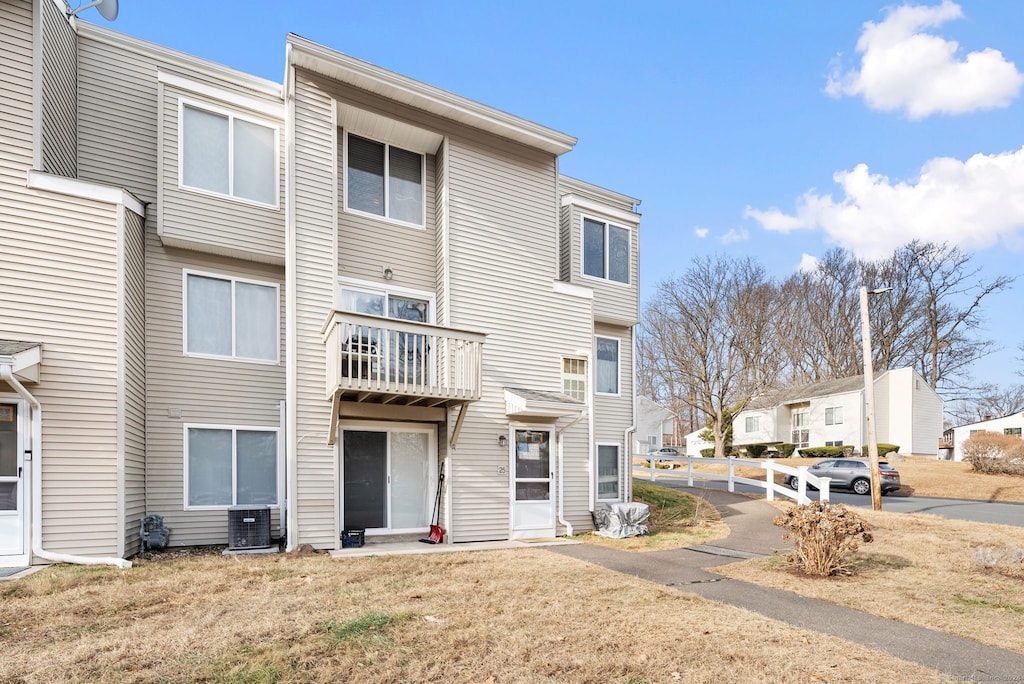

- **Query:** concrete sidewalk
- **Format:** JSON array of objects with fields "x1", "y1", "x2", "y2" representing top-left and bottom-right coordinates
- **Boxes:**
[{"x1": 549, "y1": 486, "x2": 1024, "y2": 681}]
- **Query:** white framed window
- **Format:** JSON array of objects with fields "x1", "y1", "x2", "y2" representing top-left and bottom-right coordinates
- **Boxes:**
[
  {"x1": 184, "y1": 425, "x2": 280, "y2": 509},
  {"x1": 184, "y1": 271, "x2": 279, "y2": 363},
  {"x1": 179, "y1": 101, "x2": 278, "y2": 207},
  {"x1": 825, "y1": 406, "x2": 843, "y2": 425},
  {"x1": 825, "y1": 440, "x2": 844, "y2": 447},
  {"x1": 597, "y1": 443, "x2": 620, "y2": 501},
  {"x1": 745, "y1": 416, "x2": 759, "y2": 433},
  {"x1": 595, "y1": 336, "x2": 620, "y2": 395},
  {"x1": 562, "y1": 357, "x2": 587, "y2": 402},
  {"x1": 582, "y1": 216, "x2": 630, "y2": 284},
  {"x1": 345, "y1": 133, "x2": 425, "y2": 228},
  {"x1": 1006, "y1": 428, "x2": 1022, "y2": 437},
  {"x1": 791, "y1": 410, "x2": 809, "y2": 448},
  {"x1": 337, "y1": 279, "x2": 434, "y2": 324}
]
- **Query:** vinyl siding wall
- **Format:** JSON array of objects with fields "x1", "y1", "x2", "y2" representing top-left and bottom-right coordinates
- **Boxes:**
[
  {"x1": 143, "y1": 227, "x2": 285, "y2": 545},
  {"x1": 291, "y1": 71, "x2": 339, "y2": 548},
  {"x1": 39, "y1": 0, "x2": 77, "y2": 177},
  {"x1": 158, "y1": 83, "x2": 285, "y2": 264},
  {"x1": 445, "y1": 131, "x2": 594, "y2": 541},
  {"x1": 121, "y1": 208, "x2": 147, "y2": 554},
  {"x1": 2, "y1": 0, "x2": 34, "y2": 171},
  {"x1": 593, "y1": 322, "x2": 632, "y2": 504},
  {"x1": 874, "y1": 373, "x2": 891, "y2": 448}
]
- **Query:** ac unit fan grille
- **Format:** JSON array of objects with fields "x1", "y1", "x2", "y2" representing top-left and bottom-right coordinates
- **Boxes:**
[{"x1": 227, "y1": 506, "x2": 272, "y2": 550}]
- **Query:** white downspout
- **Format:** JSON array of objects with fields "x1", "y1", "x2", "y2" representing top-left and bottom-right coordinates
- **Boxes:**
[
  {"x1": 623, "y1": 328, "x2": 638, "y2": 502},
  {"x1": 1, "y1": 365, "x2": 131, "y2": 569},
  {"x1": 556, "y1": 409, "x2": 587, "y2": 537}
]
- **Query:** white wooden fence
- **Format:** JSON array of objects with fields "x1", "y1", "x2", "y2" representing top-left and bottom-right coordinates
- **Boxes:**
[{"x1": 632, "y1": 455, "x2": 830, "y2": 505}]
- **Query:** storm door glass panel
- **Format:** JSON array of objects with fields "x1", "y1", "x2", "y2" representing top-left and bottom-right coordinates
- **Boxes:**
[
  {"x1": 583, "y1": 218, "x2": 605, "y2": 278},
  {"x1": 188, "y1": 428, "x2": 232, "y2": 506},
  {"x1": 233, "y1": 119, "x2": 276, "y2": 204},
  {"x1": 514, "y1": 430, "x2": 550, "y2": 501},
  {"x1": 187, "y1": 275, "x2": 232, "y2": 356},
  {"x1": 343, "y1": 431, "x2": 387, "y2": 529},
  {"x1": 0, "y1": 406, "x2": 16, "y2": 511},
  {"x1": 389, "y1": 296, "x2": 429, "y2": 383},
  {"x1": 234, "y1": 281, "x2": 277, "y2": 360},
  {"x1": 236, "y1": 430, "x2": 277, "y2": 505},
  {"x1": 348, "y1": 135, "x2": 385, "y2": 216},
  {"x1": 388, "y1": 146, "x2": 423, "y2": 225},
  {"x1": 182, "y1": 106, "x2": 229, "y2": 194},
  {"x1": 390, "y1": 432, "x2": 429, "y2": 529},
  {"x1": 608, "y1": 224, "x2": 629, "y2": 283}
]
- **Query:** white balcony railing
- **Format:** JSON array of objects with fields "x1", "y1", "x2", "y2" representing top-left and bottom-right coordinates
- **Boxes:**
[{"x1": 322, "y1": 310, "x2": 485, "y2": 406}]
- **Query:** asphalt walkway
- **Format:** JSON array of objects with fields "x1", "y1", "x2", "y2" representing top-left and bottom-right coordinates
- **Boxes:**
[{"x1": 548, "y1": 486, "x2": 1024, "y2": 681}]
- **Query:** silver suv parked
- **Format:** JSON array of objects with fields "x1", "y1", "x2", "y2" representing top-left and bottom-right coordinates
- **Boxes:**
[{"x1": 786, "y1": 458, "x2": 901, "y2": 495}]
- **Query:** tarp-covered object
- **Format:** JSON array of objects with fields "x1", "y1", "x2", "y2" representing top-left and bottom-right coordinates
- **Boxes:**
[{"x1": 594, "y1": 502, "x2": 650, "y2": 538}]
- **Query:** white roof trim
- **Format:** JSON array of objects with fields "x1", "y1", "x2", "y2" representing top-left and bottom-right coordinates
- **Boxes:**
[
  {"x1": 287, "y1": 35, "x2": 577, "y2": 156},
  {"x1": 76, "y1": 23, "x2": 282, "y2": 99},
  {"x1": 159, "y1": 71, "x2": 284, "y2": 120},
  {"x1": 0, "y1": 343, "x2": 41, "y2": 383},
  {"x1": 27, "y1": 170, "x2": 146, "y2": 216},
  {"x1": 552, "y1": 281, "x2": 593, "y2": 299},
  {"x1": 561, "y1": 194, "x2": 641, "y2": 225}
]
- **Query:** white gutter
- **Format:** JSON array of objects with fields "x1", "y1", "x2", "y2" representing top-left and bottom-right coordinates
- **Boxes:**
[
  {"x1": 0, "y1": 365, "x2": 131, "y2": 569},
  {"x1": 555, "y1": 409, "x2": 588, "y2": 537}
]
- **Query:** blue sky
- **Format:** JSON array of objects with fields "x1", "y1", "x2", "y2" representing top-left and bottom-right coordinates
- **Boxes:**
[{"x1": 83, "y1": 1, "x2": 1024, "y2": 389}]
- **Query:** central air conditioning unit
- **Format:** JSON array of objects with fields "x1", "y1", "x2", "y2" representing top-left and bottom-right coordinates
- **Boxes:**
[{"x1": 227, "y1": 506, "x2": 272, "y2": 550}]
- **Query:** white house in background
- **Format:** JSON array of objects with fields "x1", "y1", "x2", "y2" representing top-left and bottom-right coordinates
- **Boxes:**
[
  {"x1": 685, "y1": 367, "x2": 943, "y2": 457},
  {"x1": 949, "y1": 411, "x2": 1024, "y2": 462},
  {"x1": 635, "y1": 397, "x2": 675, "y2": 454}
]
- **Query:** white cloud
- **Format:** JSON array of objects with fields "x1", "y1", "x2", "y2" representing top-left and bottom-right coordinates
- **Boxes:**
[
  {"x1": 747, "y1": 146, "x2": 1024, "y2": 259},
  {"x1": 694, "y1": 226, "x2": 709, "y2": 239},
  {"x1": 827, "y1": 1, "x2": 1023, "y2": 119},
  {"x1": 797, "y1": 253, "x2": 820, "y2": 273},
  {"x1": 721, "y1": 228, "x2": 749, "y2": 245}
]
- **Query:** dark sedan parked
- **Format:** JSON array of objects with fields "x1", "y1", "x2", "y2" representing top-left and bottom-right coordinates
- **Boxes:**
[{"x1": 786, "y1": 458, "x2": 901, "y2": 495}]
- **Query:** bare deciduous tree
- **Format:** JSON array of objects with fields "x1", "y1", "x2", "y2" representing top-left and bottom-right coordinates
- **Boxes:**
[{"x1": 643, "y1": 256, "x2": 783, "y2": 457}]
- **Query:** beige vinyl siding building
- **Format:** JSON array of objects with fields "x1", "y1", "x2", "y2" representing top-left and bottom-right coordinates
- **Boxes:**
[{"x1": 2, "y1": 1, "x2": 642, "y2": 565}]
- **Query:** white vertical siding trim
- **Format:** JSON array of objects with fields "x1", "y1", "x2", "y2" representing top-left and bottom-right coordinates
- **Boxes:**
[
  {"x1": 284, "y1": 64, "x2": 298, "y2": 550},
  {"x1": 115, "y1": 204, "x2": 127, "y2": 557}
]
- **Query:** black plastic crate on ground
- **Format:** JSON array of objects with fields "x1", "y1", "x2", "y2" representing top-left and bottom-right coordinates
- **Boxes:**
[{"x1": 341, "y1": 529, "x2": 365, "y2": 548}]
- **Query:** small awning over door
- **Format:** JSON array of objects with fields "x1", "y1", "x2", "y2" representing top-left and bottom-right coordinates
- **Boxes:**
[
  {"x1": 504, "y1": 388, "x2": 584, "y2": 420},
  {"x1": 0, "y1": 341, "x2": 41, "y2": 384}
]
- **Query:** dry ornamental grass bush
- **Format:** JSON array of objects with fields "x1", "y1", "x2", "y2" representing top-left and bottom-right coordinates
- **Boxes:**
[
  {"x1": 774, "y1": 501, "x2": 872, "y2": 576},
  {"x1": 963, "y1": 432, "x2": 1024, "y2": 476}
]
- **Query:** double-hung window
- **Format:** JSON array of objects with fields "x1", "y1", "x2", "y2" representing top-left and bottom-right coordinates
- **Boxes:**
[
  {"x1": 825, "y1": 406, "x2": 843, "y2": 425},
  {"x1": 185, "y1": 272, "x2": 279, "y2": 362},
  {"x1": 186, "y1": 426, "x2": 279, "y2": 508},
  {"x1": 745, "y1": 416, "x2": 759, "y2": 433},
  {"x1": 181, "y1": 103, "x2": 277, "y2": 206},
  {"x1": 562, "y1": 357, "x2": 587, "y2": 402},
  {"x1": 346, "y1": 133, "x2": 424, "y2": 227},
  {"x1": 583, "y1": 217, "x2": 629, "y2": 284},
  {"x1": 595, "y1": 337, "x2": 620, "y2": 395},
  {"x1": 597, "y1": 444, "x2": 620, "y2": 500}
]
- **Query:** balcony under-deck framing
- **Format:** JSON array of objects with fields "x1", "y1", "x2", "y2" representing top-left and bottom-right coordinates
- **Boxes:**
[{"x1": 322, "y1": 311, "x2": 485, "y2": 440}]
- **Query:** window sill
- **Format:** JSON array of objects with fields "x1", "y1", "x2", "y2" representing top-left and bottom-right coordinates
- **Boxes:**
[{"x1": 343, "y1": 206, "x2": 426, "y2": 231}]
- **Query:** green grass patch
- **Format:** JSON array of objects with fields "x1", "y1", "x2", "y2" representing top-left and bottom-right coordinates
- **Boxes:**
[
  {"x1": 952, "y1": 595, "x2": 1024, "y2": 615},
  {"x1": 318, "y1": 610, "x2": 412, "y2": 645},
  {"x1": 632, "y1": 480, "x2": 702, "y2": 528}
]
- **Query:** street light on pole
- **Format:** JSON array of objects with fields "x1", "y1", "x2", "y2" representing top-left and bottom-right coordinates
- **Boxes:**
[{"x1": 859, "y1": 285, "x2": 891, "y2": 511}]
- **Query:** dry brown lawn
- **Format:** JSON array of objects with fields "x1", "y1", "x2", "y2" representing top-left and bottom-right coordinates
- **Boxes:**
[
  {"x1": 0, "y1": 548, "x2": 947, "y2": 683},
  {"x1": 647, "y1": 454, "x2": 1024, "y2": 501},
  {"x1": 717, "y1": 508, "x2": 1024, "y2": 655}
]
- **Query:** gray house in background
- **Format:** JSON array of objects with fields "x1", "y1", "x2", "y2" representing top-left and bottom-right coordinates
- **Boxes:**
[
  {"x1": 0, "y1": 0, "x2": 641, "y2": 567},
  {"x1": 635, "y1": 397, "x2": 675, "y2": 454}
]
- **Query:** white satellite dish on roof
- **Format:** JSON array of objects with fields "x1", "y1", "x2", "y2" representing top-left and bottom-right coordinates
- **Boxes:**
[{"x1": 68, "y1": 0, "x2": 119, "y2": 21}]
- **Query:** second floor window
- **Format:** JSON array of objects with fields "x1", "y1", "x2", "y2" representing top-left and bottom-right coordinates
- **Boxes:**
[
  {"x1": 186, "y1": 272, "x2": 279, "y2": 362},
  {"x1": 346, "y1": 134, "x2": 424, "y2": 227},
  {"x1": 595, "y1": 337, "x2": 619, "y2": 395},
  {"x1": 745, "y1": 416, "x2": 759, "y2": 433},
  {"x1": 825, "y1": 406, "x2": 843, "y2": 425},
  {"x1": 181, "y1": 104, "x2": 277, "y2": 206},
  {"x1": 562, "y1": 357, "x2": 587, "y2": 402},
  {"x1": 583, "y1": 217, "x2": 629, "y2": 284}
]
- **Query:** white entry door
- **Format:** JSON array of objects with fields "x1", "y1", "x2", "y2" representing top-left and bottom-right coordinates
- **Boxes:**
[
  {"x1": 0, "y1": 401, "x2": 27, "y2": 564},
  {"x1": 510, "y1": 428, "x2": 555, "y2": 539}
]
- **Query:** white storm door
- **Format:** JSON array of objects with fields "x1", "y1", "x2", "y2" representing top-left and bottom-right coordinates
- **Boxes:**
[
  {"x1": 0, "y1": 402, "x2": 26, "y2": 561},
  {"x1": 511, "y1": 428, "x2": 554, "y2": 539}
]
